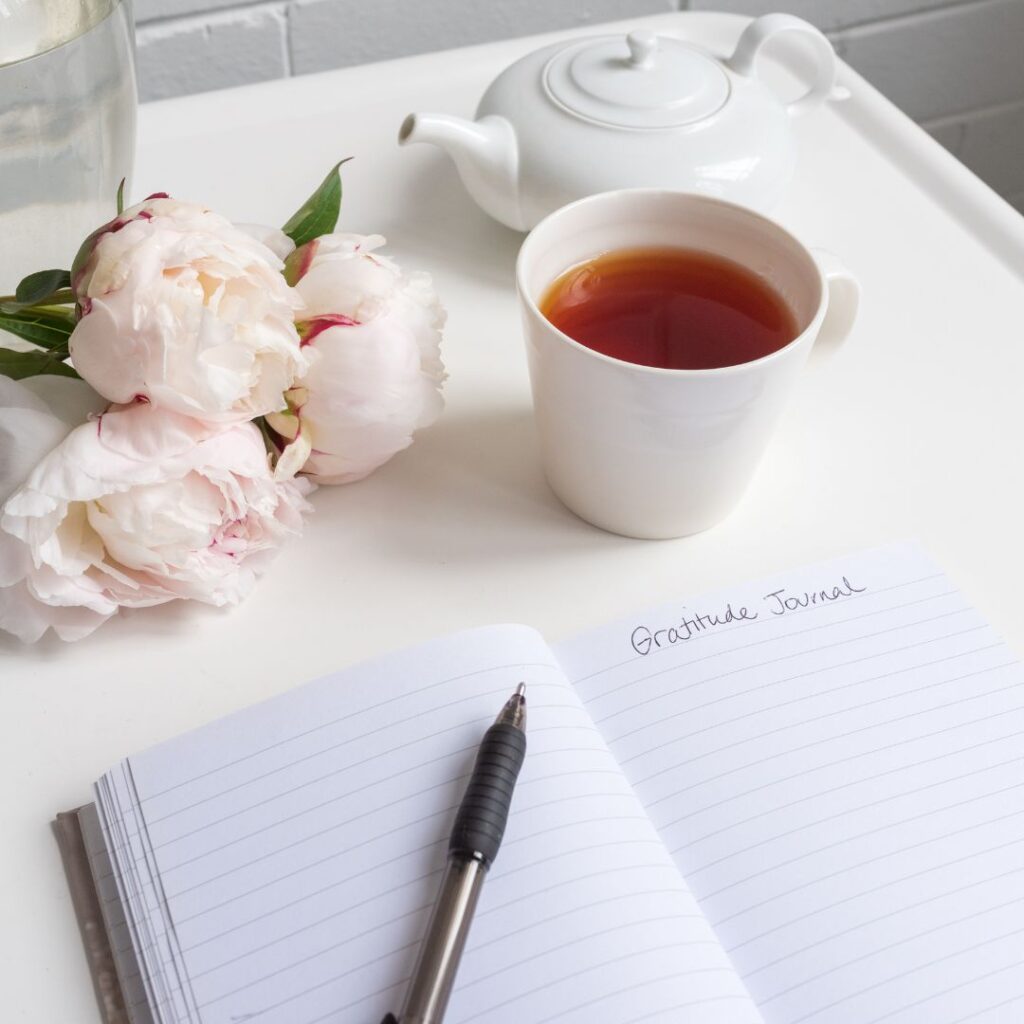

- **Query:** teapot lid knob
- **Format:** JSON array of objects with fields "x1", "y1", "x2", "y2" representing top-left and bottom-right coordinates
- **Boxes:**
[{"x1": 626, "y1": 30, "x2": 658, "y2": 68}]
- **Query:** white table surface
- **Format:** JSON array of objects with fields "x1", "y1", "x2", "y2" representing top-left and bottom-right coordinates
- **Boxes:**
[{"x1": 3, "y1": 11, "x2": 1024, "y2": 1022}]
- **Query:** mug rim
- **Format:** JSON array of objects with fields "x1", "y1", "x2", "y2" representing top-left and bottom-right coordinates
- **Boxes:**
[{"x1": 516, "y1": 187, "x2": 827, "y2": 379}]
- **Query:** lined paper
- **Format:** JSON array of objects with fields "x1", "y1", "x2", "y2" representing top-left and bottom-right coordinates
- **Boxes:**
[
  {"x1": 99, "y1": 625, "x2": 762, "y2": 1024},
  {"x1": 81, "y1": 803, "x2": 156, "y2": 1024},
  {"x1": 98, "y1": 762, "x2": 193, "y2": 1022},
  {"x1": 557, "y1": 543, "x2": 1024, "y2": 1024}
]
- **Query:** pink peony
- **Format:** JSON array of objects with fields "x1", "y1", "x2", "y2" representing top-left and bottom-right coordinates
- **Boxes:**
[
  {"x1": 0, "y1": 400, "x2": 312, "y2": 642},
  {"x1": 269, "y1": 232, "x2": 446, "y2": 483},
  {"x1": 68, "y1": 196, "x2": 306, "y2": 423}
]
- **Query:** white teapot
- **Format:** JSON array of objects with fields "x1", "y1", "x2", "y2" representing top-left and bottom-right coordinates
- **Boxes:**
[{"x1": 399, "y1": 14, "x2": 841, "y2": 231}]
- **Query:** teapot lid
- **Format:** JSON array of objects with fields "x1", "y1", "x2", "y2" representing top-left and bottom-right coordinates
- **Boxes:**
[{"x1": 543, "y1": 30, "x2": 730, "y2": 130}]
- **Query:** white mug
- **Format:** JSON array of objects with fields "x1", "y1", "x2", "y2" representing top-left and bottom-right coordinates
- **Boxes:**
[{"x1": 516, "y1": 189, "x2": 859, "y2": 539}]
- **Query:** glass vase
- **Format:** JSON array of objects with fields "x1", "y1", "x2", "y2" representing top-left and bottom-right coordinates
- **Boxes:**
[{"x1": 0, "y1": 0, "x2": 137, "y2": 292}]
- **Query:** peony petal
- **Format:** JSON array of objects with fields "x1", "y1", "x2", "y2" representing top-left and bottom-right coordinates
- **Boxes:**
[
  {"x1": 27, "y1": 562, "x2": 121, "y2": 615},
  {"x1": 0, "y1": 578, "x2": 112, "y2": 643},
  {"x1": 0, "y1": 376, "x2": 105, "y2": 504},
  {"x1": 273, "y1": 424, "x2": 312, "y2": 481},
  {"x1": 17, "y1": 376, "x2": 108, "y2": 428},
  {"x1": 68, "y1": 299, "x2": 145, "y2": 405},
  {"x1": 235, "y1": 223, "x2": 296, "y2": 261},
  {"x1": 0, "y1": 528, "x2": 31, "y2": 587}
]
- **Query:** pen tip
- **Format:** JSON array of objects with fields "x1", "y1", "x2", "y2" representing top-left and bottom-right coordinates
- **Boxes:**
[{"x1": 495, "y1": 683, "x2": 527, "y2": 728}]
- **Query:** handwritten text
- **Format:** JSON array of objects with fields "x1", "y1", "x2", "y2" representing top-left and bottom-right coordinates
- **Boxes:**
[
  {"x1": 763, "y1": 576, "x2": 867, "y2": 616},
  {"x1": 631, "y1": 603, "x2": 758, "y2": 656},
  {"x1": 630, "y1": 575, "x2": 867, "y2": 655}
]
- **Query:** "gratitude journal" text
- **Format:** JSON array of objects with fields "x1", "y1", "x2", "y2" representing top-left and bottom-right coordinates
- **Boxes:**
[{"x1": 630, "y1": 576, "x2": 867, "y2": 656}]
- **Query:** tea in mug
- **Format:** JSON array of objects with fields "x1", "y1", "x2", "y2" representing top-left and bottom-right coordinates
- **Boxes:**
[{"x1": 539, "y1": 247, "x2": 798, "y2": 371}]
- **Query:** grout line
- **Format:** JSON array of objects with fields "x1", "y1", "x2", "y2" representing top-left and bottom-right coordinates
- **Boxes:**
[
  {"x1": 135, "y1": 0, "x2": 287, "y2": 35},
  {"x1": 922, "y1": 94, "x2": 1024, "y2": 130},
  {"x1": 835, "y1": 0, "x2": 1009, "y2": 39},
  {"x1": 282, "y1": 0, "x2": 293, "y2": 75}
]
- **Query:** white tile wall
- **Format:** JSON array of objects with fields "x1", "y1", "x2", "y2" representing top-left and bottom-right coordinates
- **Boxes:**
[
  {"x1": 289, "y1": 0, "x2": 673, "y2": 75},
  {"x1": 134, "y1": 0, "x2": 1024, "y2": 207},
  {"x1": 687, "y1": 0, "x2": 963, "y2": 32},
  {"x1": 135, "y1": 0, "x2": 244, "y2": 20},
  {"x1": 925, "y1": 99, "x2": 1024, "y2": 199},
  {"x1": 831, "y1": 0, "x2": 1024, "y2": 122},
  {"x1": 137, "y1": 4, "x2": 289, "y2": 100}
]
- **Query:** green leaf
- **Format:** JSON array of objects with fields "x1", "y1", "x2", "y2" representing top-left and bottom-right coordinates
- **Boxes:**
[
  {"x1": 0, "y1": 346, "x2": 80, "y2": 380},
  {"x1": 14, "y1": 269, "x2": 72, "y2": 306},
  {"x1": 0, "y1": 289, "x2": 75, "y2": 314},
  {"x1": 0, "y1": 307, "x2": 76, "y2": 350},
  {"x1": 281, "y1": 159, "x2": 352, "y2": 248},
  {"x1": 116, "y1": 178, "x2": 126, "y2": 216}
]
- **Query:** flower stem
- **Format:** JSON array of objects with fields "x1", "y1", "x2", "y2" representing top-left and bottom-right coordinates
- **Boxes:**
[
  {"x1": 0, "y1": 289, "x2": 76, "y2": 310},
  {"x1": 254, "y1": 416, "x2": 282, "y2": 460}
]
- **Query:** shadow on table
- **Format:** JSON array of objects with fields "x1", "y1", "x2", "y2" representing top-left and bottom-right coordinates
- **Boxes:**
[{"x1": 314, "y1": 404, "x2": 629, "y2": 564}]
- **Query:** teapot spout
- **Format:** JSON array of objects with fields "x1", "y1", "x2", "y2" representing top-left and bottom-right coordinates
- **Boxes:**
[{"x1": 399, "y1": 112, "x2": 523, "y2": 230}]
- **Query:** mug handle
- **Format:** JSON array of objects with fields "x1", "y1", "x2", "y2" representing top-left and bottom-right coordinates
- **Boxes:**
[
  {"x1": 727, "y1": 13, "x2": 838, "y2": 117},
  {"x1": 811, "y1": 247, "x2": 860, "y2": 351}
]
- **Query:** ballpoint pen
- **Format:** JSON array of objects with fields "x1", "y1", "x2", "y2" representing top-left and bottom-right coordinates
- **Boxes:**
[{"x1": 382, "y1": 682, "x2": 528, "y2": 1024}]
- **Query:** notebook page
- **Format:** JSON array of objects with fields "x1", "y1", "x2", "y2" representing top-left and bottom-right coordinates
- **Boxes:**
[
  {"x1": 557, "y1": 544, "x2": 1024, "y2": 1024},
  {"x1": 106, "y1": 625, "x2": 763, "y2": 1024},
  {"x1": 97, "y1": 763, "x2": 189, "y2": 1022},
  {"x1": 80, "y1": 803, "x2": 156, "y2": 1024}
]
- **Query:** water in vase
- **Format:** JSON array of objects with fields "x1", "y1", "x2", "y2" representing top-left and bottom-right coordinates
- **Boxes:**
[{"x1": 0, "y1": 0, "x2": 136, "y2": 293}]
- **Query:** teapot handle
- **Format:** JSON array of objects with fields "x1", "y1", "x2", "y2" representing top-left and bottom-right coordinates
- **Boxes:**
[{"x1": 727, "y1": 13, "x2": 838, "y2": 117}]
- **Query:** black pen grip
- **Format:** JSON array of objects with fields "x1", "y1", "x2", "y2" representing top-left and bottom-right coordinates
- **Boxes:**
[{"x1": 449, "y1": 722, "x2": 527, "y2": 866}]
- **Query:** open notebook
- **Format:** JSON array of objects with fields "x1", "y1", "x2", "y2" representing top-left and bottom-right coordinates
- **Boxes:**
[{"x1": 64, "y1": 542, "x2": 1024, "y2": 1024}]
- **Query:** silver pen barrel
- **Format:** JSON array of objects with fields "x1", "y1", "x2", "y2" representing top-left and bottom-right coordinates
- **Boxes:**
[
  {"x1": 397, "y1": 854, "x2": 487, "y2": 1024},
  {"x1": 392, "y1": 683, "x2": 527, "y2": 1024}
]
